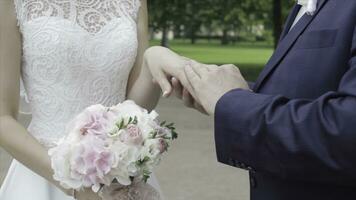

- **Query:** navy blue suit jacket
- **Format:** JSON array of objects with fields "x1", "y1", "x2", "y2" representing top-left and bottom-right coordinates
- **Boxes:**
[{"x1": 215, "y1": 1, "x2": 356, "y2": 199}]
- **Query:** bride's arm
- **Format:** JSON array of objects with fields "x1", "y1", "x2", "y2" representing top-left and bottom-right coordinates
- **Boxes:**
[
  {"x1": 0, "y1": 1, "x2": 77, "y2": 197},
  {"x1": 126, "y1": 0, "x2": 191, "y2": 110},
  {"x1": 126, "y1": 0, "x2": 160, "y2": 110}
]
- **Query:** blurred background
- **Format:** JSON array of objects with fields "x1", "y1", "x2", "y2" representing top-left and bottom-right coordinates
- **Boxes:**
[
  {"x1": 148, "y1": 0, "x2": 294, "y2": 81},
  {"x1": 0, "y1": 1, "x2": 295, "y2": 199}
]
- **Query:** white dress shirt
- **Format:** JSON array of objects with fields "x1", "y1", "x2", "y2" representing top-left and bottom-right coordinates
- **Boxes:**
[{"x1": 290, "y1": 6, "x2": 307, "y2": 31}]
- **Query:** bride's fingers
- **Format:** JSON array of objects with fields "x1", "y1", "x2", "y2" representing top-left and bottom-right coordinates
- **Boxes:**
[
  {"x1": 153, "y1": 70, "x2": 172, "y2": 97},
  {"x1": 182, "y1": 89, "x2": 208, "y2": 114},
  {"x1": 194, "y1": 102, "x2": 208, "y2": 115},
  {"x1": 191, "y1": 63, "x2": 209, "y2": 77},
  {"x1": 182, "y1": 89, "x2": 194, "y2": 108},
  {"x1": 177, "y1": 69, "x2": 196, "y2": 96},
  {"x1": 172, "y1": 77, "x2": 183, "y2": 99},
  {"x1": 205, "y1": 64, "x2": 218, "y2": 71}
]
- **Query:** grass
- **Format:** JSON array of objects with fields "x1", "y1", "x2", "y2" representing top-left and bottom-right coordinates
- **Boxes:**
[{"x1": 150, "y1": 39, "x2": 274, "y2": 81}]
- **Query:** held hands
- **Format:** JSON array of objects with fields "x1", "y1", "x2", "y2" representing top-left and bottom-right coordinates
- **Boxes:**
[
  {"x1": 182, "y1": 63, "x2": 250, "y2": 115},
  {"x1": 145, "y1": 46, "x2": 250, "y2": 115}
]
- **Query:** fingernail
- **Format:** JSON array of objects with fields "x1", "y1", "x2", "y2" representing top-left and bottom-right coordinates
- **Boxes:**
[{"x1": 162, "y1": 91, "x2": 169, "y2": 98}]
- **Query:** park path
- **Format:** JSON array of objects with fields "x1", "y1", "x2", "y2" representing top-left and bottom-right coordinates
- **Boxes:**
[{"x1": 0, "y1": 98, "x2": 249, "y2": 200}]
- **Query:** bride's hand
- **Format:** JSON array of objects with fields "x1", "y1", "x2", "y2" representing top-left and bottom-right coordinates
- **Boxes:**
[
  {"x1": 75, "y1": 188, "x2": 102, "y2": 200},
  {"x1": 171, "y1": 77, "x2": 208, "y2": 115},
  {"x1": 144, "y1": 46, "x2": 193, "y2": 97},
  {"x1": 144, "y1": 46, "x2": 215, "y2": 114}
]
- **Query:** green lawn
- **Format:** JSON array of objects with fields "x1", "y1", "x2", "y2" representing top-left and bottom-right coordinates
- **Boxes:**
[{"x1": 150, "y1": 39, "x2": 274, "y2": 81}]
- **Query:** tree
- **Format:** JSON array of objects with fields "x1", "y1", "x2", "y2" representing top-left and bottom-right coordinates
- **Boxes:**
[
  {"x1": 148, "y1": 0, "x2": 185, "y2": 47},
  {"x1": 148, "y1": 0, "x2": 295, "y2": 46},
  {"x1": 213, "y1": 0, "x2": 271, "y2": 45}
]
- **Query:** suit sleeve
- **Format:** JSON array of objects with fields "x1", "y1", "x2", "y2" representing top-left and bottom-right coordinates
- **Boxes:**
[
  {"x1": 247, "y1": 81, "x2": 255, "y2": 90},
  {"x1": 214, "y1": 26, "x2": 356, "y2": 186}
]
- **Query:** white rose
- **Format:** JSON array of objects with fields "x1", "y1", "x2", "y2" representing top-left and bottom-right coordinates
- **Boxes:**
[
  {"x1": 141, "y1": 139, "x2": 165, "y2": 166},
  {"x1": 48, "y1": 142, "x2": 83, "y2": 189},
  {"x1": 111, "y1": 100, "x2": 148, "y2": 119}
]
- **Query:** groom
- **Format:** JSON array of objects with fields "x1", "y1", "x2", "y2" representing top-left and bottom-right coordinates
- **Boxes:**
[{"x1": 151, "y1": 1, "x2": 356, "y2": 200}]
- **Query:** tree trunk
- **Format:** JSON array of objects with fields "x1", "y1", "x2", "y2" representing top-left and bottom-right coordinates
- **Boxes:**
[
  {"x1": 190, "y1": 26, "x2": 196, "y2": 44},
  {"x1": 221, "y1": 28, "x2": 229, "y2": 45},
  {"x1": 273, "y1": 0, "x2": 282, "y2": 49},
  {"x1": 161, "y1": 25, "x2": 169, "y2": 47},
  {"x1": 173, "y1": 25, "x2": 181, "y2": 39}
]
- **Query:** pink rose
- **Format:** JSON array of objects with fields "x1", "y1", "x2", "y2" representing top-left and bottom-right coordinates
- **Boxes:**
[
  {"x1": 155, "y1": 126, "x2": 170, "y2": 138},
  {"x1": 119, "y1": 124, "x2": 143, "y2": 146},
  {"x1": 157, "y1": 139, "x2": 167, "y2": 154}
]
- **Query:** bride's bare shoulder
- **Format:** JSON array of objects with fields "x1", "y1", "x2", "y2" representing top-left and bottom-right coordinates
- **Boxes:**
[
  {"x1": 0, "y1": 0, "x2": 13, "y2": 6},
  {"x1": 0, "y1": 0, "x2": 18, "y2": 28}
]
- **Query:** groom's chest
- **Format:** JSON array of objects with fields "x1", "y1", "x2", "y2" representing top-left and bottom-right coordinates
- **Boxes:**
[{"x1": 257, "y1": 0, "x2": 355, "y2": 99}]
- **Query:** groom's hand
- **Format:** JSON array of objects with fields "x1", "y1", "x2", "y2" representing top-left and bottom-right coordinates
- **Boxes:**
[
  {"x1": 171, "y1": 77, "x2": 208, "y2": 114},
  {"x1": 184, "y1": 63, "x2": 250, "y2": 115}
]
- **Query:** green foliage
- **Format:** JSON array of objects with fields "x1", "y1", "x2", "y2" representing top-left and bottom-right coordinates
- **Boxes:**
[
  {"x1": 148, "y1": 0, "x2": 296, "y2": 45},
  {"x1": 150, "y1": 39, "x2": 273, "y2": 81}
]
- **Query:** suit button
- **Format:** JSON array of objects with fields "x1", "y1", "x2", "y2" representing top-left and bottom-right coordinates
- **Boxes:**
[{"x1": 250, "y1": 176, "x2": 257, "y2": 189}]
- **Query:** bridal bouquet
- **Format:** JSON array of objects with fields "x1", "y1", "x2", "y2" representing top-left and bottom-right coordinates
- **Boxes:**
[{"x1": 48, "y1": 100, "x2": 177, "y2": 193}]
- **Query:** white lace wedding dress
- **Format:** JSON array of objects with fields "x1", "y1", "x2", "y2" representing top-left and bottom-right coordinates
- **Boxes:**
[{"x1": 0, "y1": 0, "x2": 162, "y2": 199}]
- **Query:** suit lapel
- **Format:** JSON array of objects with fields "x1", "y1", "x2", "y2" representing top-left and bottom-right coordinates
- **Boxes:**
[
  {"x1": 280, "y1": 4, "x2": 301, "y2": 41},
  {"x1": 253, "y1": 0, "x2": 328, "y2": 91}
]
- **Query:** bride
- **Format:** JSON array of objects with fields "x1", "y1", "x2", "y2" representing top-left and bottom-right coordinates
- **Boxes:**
[{"x1": 0, "y1": 0, "x2": 192, "y2": 199}]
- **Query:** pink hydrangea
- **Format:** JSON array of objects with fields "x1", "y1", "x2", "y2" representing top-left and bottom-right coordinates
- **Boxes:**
[
  {"x1": 70, "y1": 134, "x2": 114, "y2": 191},
  {"x1": 66, "y1": 105, "x2": 110, "y2": 139}
]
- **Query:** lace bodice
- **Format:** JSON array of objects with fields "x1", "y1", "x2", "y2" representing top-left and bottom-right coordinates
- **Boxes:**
[
  {"x1": 15, "y1": 0, "x2": 141, "y2": 147},
  {"x1": 15, "y1": 0, "x2": 141, "y2": 33}
]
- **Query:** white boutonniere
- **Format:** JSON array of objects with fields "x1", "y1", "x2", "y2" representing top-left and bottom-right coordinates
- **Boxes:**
[{"x1": 297, "y1": 0, "x2": 318, "y2": 15}]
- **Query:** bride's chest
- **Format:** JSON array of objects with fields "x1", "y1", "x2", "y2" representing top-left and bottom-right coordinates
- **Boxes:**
[
  {"x1": 22, "y1": 18, "x2": 138, "y2": 76},
  {"x1": 17, "y1": 0, "x2": 140, "y2": 73},
  {"x1": 22, "y1": 17, "x2": 138, "y2": 63}
]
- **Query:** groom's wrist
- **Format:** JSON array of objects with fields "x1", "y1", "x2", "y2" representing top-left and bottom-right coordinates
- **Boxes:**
[{"x1": 214, "y1": 88, "x2": 253, "y2": 116}]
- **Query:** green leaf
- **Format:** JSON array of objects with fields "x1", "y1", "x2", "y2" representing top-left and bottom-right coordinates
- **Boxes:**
[
  {"x1": 143, "y1": 174, "x2": 151, "y2": 182},
  {"x1": 172, "y1": 131, "x2": 178, "y2": 140},
  {"x1": 142, "y1": 169, "x2": 152, "y2": 182},
  {"x1": 150, "y1": 131, "x2": 158, "y2": 139},
  {"x1": 166, "y1": 122, "x2": 175, "y2": 127},
  {"x1": 119, "y1": 119, "x2": 125, "y2": 129},
  {"x1": 133, "y1": 116, "x2": 138, "y2": 124},
  {"x1": 136, "y1": 156, "x2": 151, "y2": 166}
]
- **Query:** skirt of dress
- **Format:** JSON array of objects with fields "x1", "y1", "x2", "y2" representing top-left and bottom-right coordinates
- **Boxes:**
[{"x1": 0, "y1": 159, "x2": 163, "y2": 200}]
